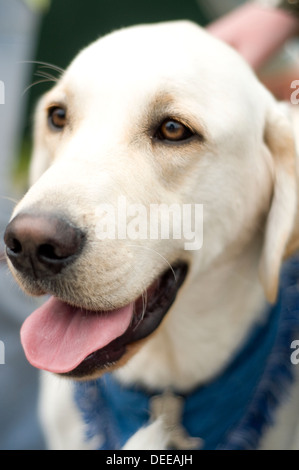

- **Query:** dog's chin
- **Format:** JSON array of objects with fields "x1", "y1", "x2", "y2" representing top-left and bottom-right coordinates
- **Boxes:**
[{"x1": 20, "y1": 262, "x2": 188, "y2": 380}]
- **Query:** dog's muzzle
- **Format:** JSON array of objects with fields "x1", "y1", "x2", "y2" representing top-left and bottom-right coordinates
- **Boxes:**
[
  {"x1": 4, "y1": 212, "x2": 85, "y2": 278},
  {"x1": 3, "y1": 211, "x2": 188, "y2": 378}
]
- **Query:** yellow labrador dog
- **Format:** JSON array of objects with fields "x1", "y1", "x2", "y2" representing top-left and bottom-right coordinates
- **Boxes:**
[{"x1": 4, "y1": 21, "x2": 299, "y2": 450}]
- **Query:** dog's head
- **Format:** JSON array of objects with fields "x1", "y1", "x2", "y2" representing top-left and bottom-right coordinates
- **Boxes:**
[{"x1": 4, "y1": 21, "x2": 298, "y2": 379}]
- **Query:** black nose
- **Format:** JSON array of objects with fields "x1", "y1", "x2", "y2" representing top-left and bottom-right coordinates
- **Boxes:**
[{"x1": 4, "y1": 213, "x2": 85, "y2": 278}]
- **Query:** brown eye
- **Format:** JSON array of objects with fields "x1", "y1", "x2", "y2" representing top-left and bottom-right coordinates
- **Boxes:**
[
  {"x1": 155, "y1": 119, "x2": 194, "y2": 143},
  {"x1": 48, "y1": 106, "x2": 67, "y2": 131}
]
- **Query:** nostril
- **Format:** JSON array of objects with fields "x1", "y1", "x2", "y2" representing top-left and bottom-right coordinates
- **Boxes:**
[
  {"x1": 6, "y1": 237, "x2": 22, "y2": 256},
  {"x1": 37, "y1": 243, "x2": 68, "y2": 262},
  {"x1": 4, "y1": 212, "x2": 86, "y2": 277}
]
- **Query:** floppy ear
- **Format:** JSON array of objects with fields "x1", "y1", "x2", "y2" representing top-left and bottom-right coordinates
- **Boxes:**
[
  {"x1": 284, "y1": 109, "x2": 299, "y2": 259},
  {"x1": 259, "y1": 108, "x2": 298, "y2": 304}
]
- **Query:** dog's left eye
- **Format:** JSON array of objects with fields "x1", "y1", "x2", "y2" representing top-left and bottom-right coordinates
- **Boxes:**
[
  {"x1": 155, "y1": 119, "x2": 194, "y2": 143},
  {"x1": 48, "y1": 106, "x2": 67, "y2": 131}
]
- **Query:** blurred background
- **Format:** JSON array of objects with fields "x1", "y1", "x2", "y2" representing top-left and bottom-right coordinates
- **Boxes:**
[{"x1": 0, "y1": 0, "x2": 298, "y2": 450}]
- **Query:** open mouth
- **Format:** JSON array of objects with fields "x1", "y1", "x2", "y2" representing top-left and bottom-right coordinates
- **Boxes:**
[{"x1": 20, "y1": 262, "x2": 188, "y2": 378}]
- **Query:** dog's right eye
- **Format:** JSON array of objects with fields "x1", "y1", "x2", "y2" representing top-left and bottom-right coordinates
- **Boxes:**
[
  {"x1": 154, "y1": 118, "x2": 195, "y2": 143},
  {"x1": 48, "y1": 106, "x2": 67, "y2": 131}
]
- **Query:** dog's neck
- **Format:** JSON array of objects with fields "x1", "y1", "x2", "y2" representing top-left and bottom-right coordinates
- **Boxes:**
[
  {"x1": 75, "y1": 253, "x2": 299, "y2": 450},
  {"x1": 115, "y1": 238, "x2": 268, "y2": 392}
]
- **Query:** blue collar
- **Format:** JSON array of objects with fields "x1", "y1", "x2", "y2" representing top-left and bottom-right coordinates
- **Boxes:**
[{"x1": 74, "y1": 256, "x2": 299, "y2": 450}]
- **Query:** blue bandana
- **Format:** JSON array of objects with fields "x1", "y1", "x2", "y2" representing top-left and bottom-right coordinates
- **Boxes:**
[{"x1": 74, "y1": 256, "x2": 299, "y2": 450}]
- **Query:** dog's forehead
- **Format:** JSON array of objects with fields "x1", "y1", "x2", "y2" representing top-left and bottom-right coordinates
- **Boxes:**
[
  {"x1": 62, "y1": 21, "x2": 258, "y2": 100},
  {"x1": 72, "y1": 21, "x2": 204, "y2": 68},
  {"x1": 43, "y1": 21, "x2": 269, "y2": 141}
]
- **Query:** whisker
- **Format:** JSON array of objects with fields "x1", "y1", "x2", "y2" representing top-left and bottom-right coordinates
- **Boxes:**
[
  {"x1": 132, "y1": 280, "x2": 148, "y2": 331},
  {"x1": 19, "y1": 60, "x2": 65, "y2": 75},
  {"x1": 141, "y1": 289, "x2": 148, "y2": 322},
  {"x1": 34, "y1": 70, "x2": 59, "y2": 83},
  {"x1": 142, "y1": 289, "x2": 147, "y2": 318},
  {"x1": 0, "y1": 195, "x2": 19, "y2": 205},
  {"x1": 38, "y1": 64, "x2": 63, "y2": 73},
  {"x1": 22, "y1": 78, "x2": 54, "y2": 96},
  {"x1": 127, "y1": 244, "x2": 177, "y2": 282},
  {"x1": 140, "y1": 287, "x2": 147, "y2": 321},
  {"x1": 20, "y1": 60, "x2": 65, "y2": 95}
]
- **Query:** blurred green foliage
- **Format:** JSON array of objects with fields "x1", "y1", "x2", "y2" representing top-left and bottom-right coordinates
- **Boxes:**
[{"x1": 28, "y1": 0, "x2": 209, "y2": 114}]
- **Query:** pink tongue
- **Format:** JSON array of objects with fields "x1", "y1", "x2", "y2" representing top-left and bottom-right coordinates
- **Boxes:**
[{"x1": 20, "y1": 297, "x2": 133, "y2": 374}]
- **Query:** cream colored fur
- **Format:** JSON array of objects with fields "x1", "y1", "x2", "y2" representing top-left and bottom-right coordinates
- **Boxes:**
[{"x1": 7, "y1": 22, "x2": 299, "y2": 449}]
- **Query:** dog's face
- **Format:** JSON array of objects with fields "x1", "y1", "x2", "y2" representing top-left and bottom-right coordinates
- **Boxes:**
[{"x1": 4, "y1": 22, "x2": 298, "y2": 380}]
